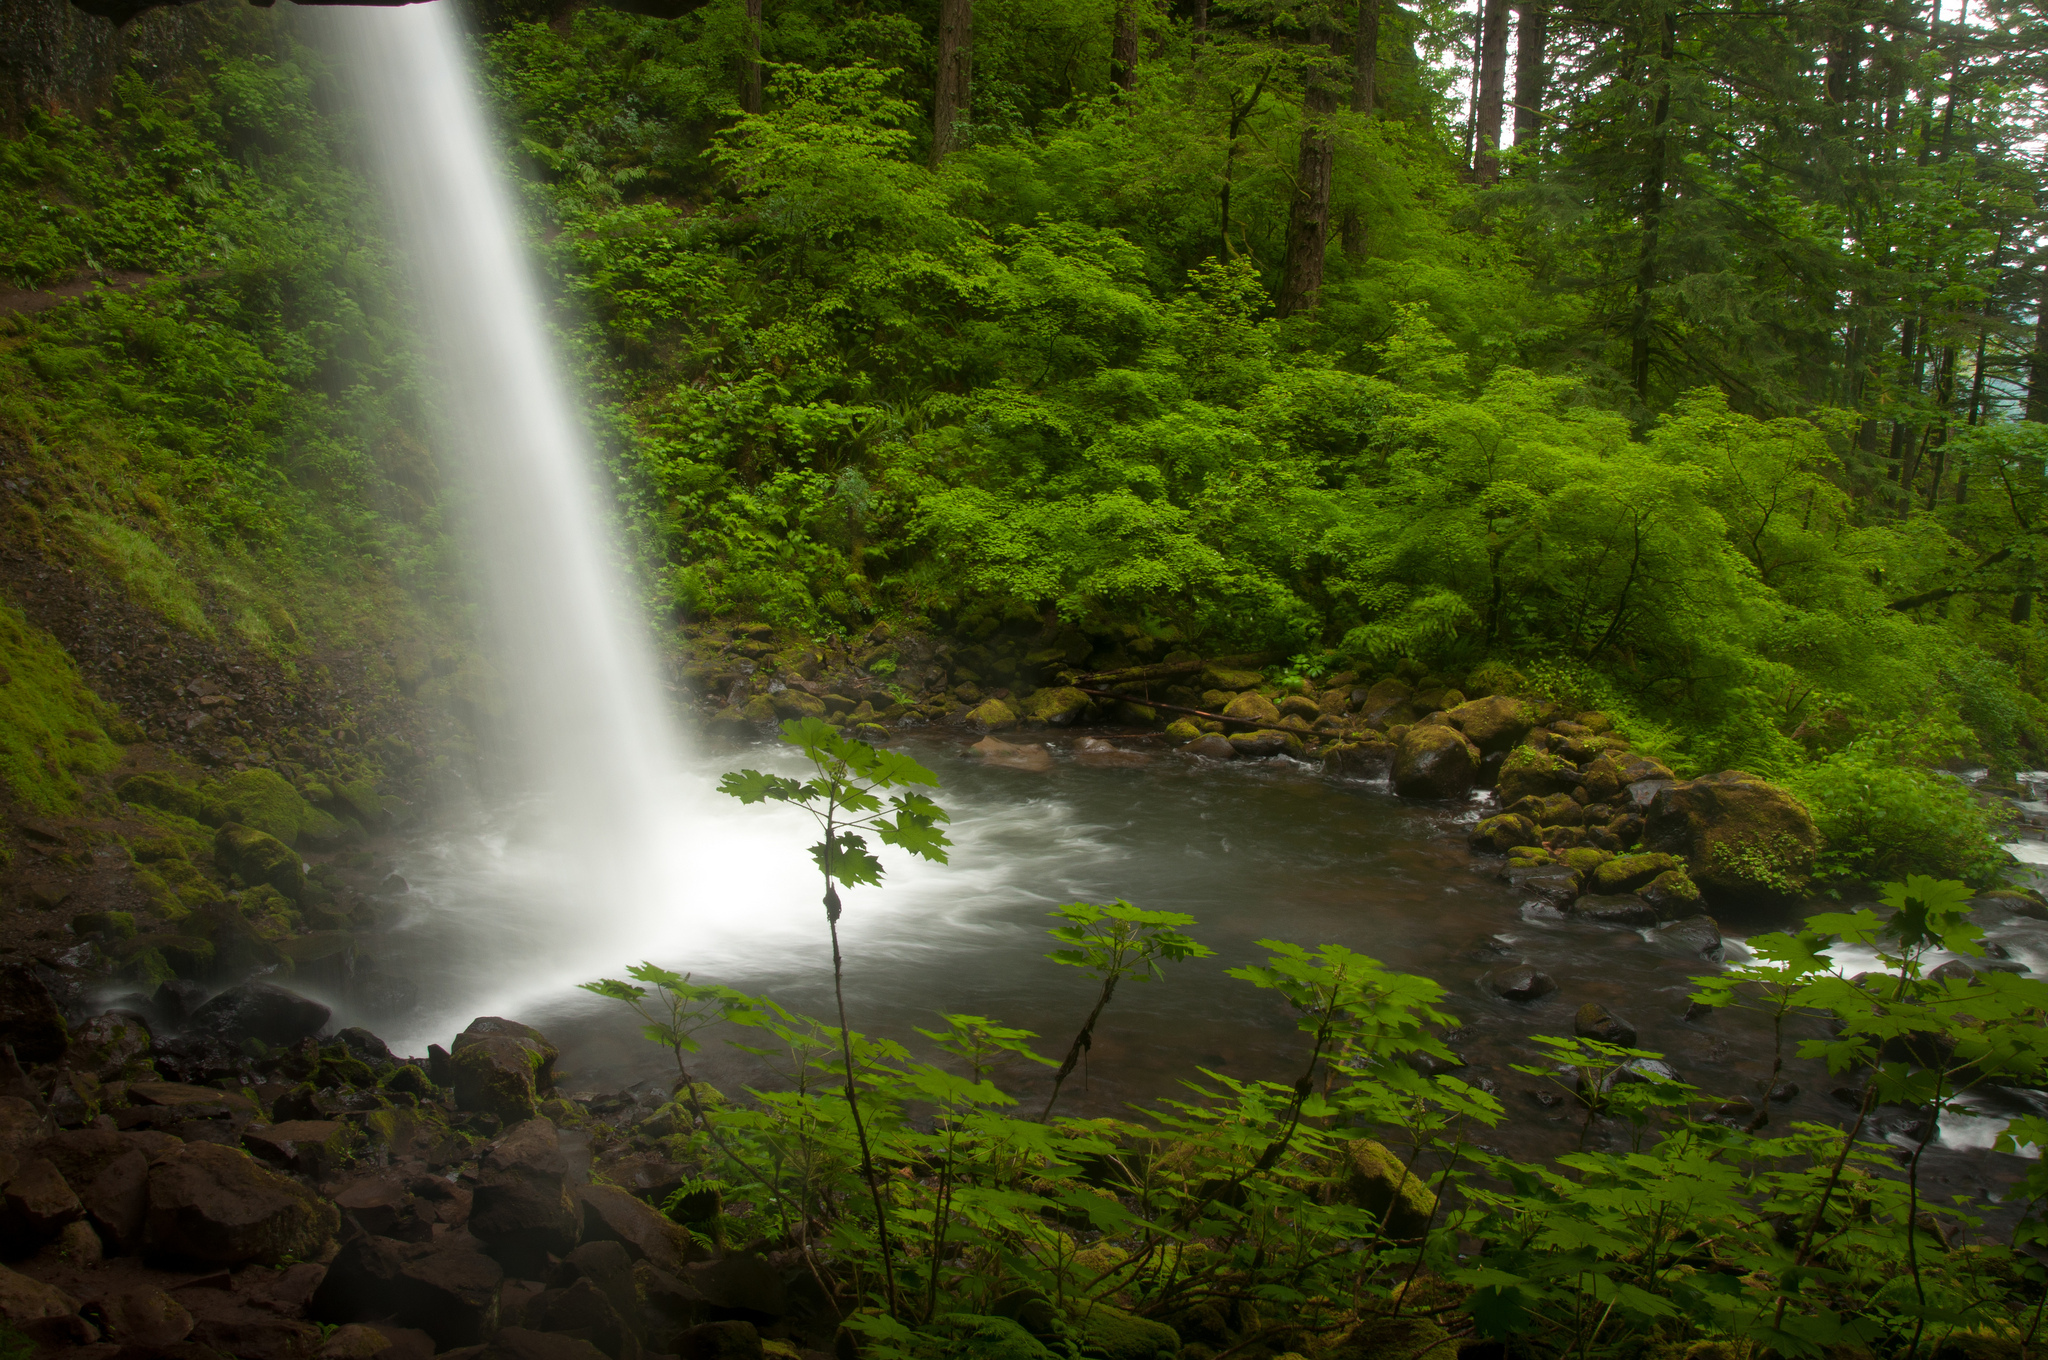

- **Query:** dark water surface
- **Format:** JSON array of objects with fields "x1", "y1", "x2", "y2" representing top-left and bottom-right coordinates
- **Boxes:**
[{"x1": 374, "y1": 732, "x2": 2047, "y2": 1212}]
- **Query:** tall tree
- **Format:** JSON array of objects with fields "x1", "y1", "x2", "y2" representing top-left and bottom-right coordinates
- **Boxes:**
[
  {"x1": 932, "y1": 0, "x2": 972, "y2": 163},
  {"x1": 1113, "y1": 0, "x2": 1140, "y2": 92},
  {"x1": 1628, "y1": 9, "x2": 1677, "y2": 398},
  {"x1": 1511, "y1": 0, "x2": 1546, "y2": 148},
  {"x1": 1278, "y1": 23, "x2": 1344, "y2": 315},
  {"x1": 1342, "y1": 0, "x2": 1381, "y2": 258},
  {"x1": 740, "y1": 0, "x2": 763, "y2": 114},
  {"x1": 1472, "y1": 0, "x2": 1510, "y2": 182}
]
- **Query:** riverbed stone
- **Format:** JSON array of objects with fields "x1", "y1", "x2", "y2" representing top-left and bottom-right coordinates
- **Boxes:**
[
  {"x1": 1073, "y1": 737, "x2": 1150, "y2": 768},
  {"x1": 0, "y1": 1263, "x2": 79, "y2": 1324},
  {"x1": 472, "y1": 1119, "x2": 581, "y2": 1272},
  {"x1": 1656, "y1": 914, "x2": 1725, "y2": 961},
  {"x1": 1323, "y1": 739, "x2": 1394, "y2": 778},
  {"x1": 971, "y1": 736, "x2": 1055, "y2": 772},
  {"x1": 1021, "y1": 686, "x2": 1091, "y2": 726},
  {"x1": 1643, "y1": 772, "x2": 1819, "y2": 904},
  {"x1": 965, "y1": 698, "x2": 1017, "y2": 732},
  {"x1": 575, "y1": 1183, "x2": 690, "y2": 1272},
  {"x1": 1179, "y1": 734, "x2": 1236, "y2": 759},
  {"x1": 1491, "y1": 965, "x2": 1556, "y2": 1002},
  {"x1": 1229, "y1": 729, "x2": 1301, "y2": 759},
  {"x1": 1202, "y1": 666, "x2": 1265, "y2": 691},
  {"x1": 0, "y1": 966, "x2": 67, "y2": 1066},
  {"x1": 1501, "y1": 865, "x2": 1580, "y2": 904},
  {"x1": 1568, "y1": 895, "x2": 1657, "y2": 927},
  {"x1": 145, "y1": 1142, "x2": 339, "y2": 1265},
  {"x1": 188, "y1": 980, "x2": 330, "y2": 1047},
  {"x1": 1393, "y1": 725, "x2": 1479, "y2": 799},
  {"x1": 1575, "y1": 1003, "x2": 1637, "y2": 1048},
  {"x1": 3, "y1": 1156, "x2": 82, "y2": 1241},
  {"x1": 1356, "y1": 679, "x2": 1413, "y2": 725}
]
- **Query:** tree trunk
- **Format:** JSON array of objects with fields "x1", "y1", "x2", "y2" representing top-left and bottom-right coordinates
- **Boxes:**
[
  {"x1": 1462, "y1": 4, "x2": 1482, "y2": 169},
  {"x1": 1628, "y1": 11, "x2": 1676, "y2": 399},
  {"x1": 1278, "y1": 30, "x2": 1342, "y2": 316},
  {"x1": 1472, "y1": 0, "x2": 1509, "y2": 182},
  {"x1": 1340, "y1": 0, "x2": 1380, "y2": 259},
  {"x1": 931, "y1": 0, "x2": 972, "y2": 163},
  {"x1": 1194, "y1": 0, "x2": 1208, "y2": 40},
  {"x1": 1112, "y1": 0, "x2": 1139, "y2": 93},
  {"x1": 1511, "y1": 0, "x2": 1547, "y2": 147},
  {"x1": 739, "y1": 0, "x2": 763, "y2": 114},
  {"x1": 2029, "y1": 268, "x2": 2048, "y2": 424}
]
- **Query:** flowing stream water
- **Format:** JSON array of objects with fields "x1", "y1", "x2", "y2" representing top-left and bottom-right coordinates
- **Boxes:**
[{"x1": 320, "y1": 2, "x2": 2047, "y2": 1212}]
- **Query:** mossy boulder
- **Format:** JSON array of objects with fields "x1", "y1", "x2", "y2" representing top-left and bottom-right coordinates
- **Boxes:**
[
  {"x1": 769, "y1": 688, "x2": 826, "y2": 720},
  {"x1": 1021, "y1": 686, "x2": 1092, "y2": 726},
  {"x1": 1445, "y1": 694, "x2": 1537, "y2": 753},
  {"x1": 1590, "y1": 852, "x2": 1685, "y2": 895},
  {"x1": 450, "y1": 1039, "x2": 544, "y2": 1123},
  {"x1": 740, "y1": 695, "x2": 776, "y2": 722},
  {"x1": 117, "y1": 773, "x2": 214, "y2": 823},
  {"x1": 1560, "y1": 846, "x2": 1613, "y2": 878},
  {"x1": 1522, "y1": 792, "x2": 1584, "y2": 827},
  {"x1": 1202, "y1": 666, "x2": 1265, "y2": 691},
  {"x1": 209, "y1": 769, "x2": 353, "y2": 849},
  {"x1": 1356, "y1": 678, "x2": 1413, "y2": 725},
  {"x1": 918, "y1": 1314, "x2": 1051, "y2": 1360},
  {"x1": 1221, "y1": 691, "x2": 1281, "y2": 727},
  {"x1": 1642, "y1": 772, "x2": 1819, "y2": 904},
  {"x1": 967, "y1": 698, "x2": 1018, "y2": 732},
  {"x1": 1497, "y1": 747, "x2": 1579, "y2": 804},
  {"x1": 1470, "y1": 813, "x2": 1538, "y2": 853},
  {"x1": 1392, "y1": 724, "x2": 1479, "y2": 799},
  {"x1": 215, "y1": 823, "x2": 305, "y2": 901},
  {"x1": 1229, "y1": 729, "x2": 1303, "y2": 759},
  {"x1": 1163, "y1": 718, "x2": 1202, "y2": 742},
  {"x1": 1333, "y1": 1138, "x2": 1436, "y2": 1240},
  {"x1": 1640, "y1": 869, "x2": 1703, "y2": 916},
  {"x1": 1326, "y1": 1316, "x2": 1460, "y2": 1360},
  {"x1": 1324, "y1": 739, "x2": 1396, "y2": 778},
  {"x1": 1074, "y1": 1305, "x2": 1178, "y2": 1360}
]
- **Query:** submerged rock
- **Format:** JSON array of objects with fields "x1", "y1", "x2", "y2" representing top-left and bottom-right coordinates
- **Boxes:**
[
  {"x1": 1491, "y1": 965, "x2": 1557, "y2": 1002},
  {"x1": 970, "y1": 736, "x2": 1054, "y2": 772},
  {"x1": 1574, "y1": 1002, "x2": 1638, "y2": 1048},
  {"x1": 1179, "y1": 734, "x2": 1236, "y2": 760}
]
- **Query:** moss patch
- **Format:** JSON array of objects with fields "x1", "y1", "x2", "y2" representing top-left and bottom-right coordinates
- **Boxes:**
[{"x1": 0, "y1": 601, "x2": 118, "y2": 811}]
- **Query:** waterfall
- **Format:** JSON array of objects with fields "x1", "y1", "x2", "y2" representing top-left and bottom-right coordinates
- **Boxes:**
[{"x1": 324, "y1": 3, "x2": 682, "y2": 829}]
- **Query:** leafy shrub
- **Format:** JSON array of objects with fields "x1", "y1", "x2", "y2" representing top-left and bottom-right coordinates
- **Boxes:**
[{"x1": 1787, "y1": 730, "x2": 2014, "y2": 885}]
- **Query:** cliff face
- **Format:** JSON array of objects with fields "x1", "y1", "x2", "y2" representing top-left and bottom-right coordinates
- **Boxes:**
[{"x1": 0, "y1": 0, "x2": 231, "y2": 133}]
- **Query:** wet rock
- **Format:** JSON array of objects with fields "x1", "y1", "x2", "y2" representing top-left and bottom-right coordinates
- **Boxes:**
[
  {"x1": 1587, "y1": 851, "x2": 1685, "y2": 897},
  {"x1": 128, "y1": 1081, "x2": 260, "y2": 1119},
  {"x1": 575, "y1": 1184, "x2": 691, "y2": 1273},
  {"x1": 1445, "y1": 695, "x2": 1537, "y2": 753},
  {"x1": 480, "y1": 1328, "x2": 614, "y2": 1360},
  {"x1": 1655, "y1": 915, "x2": 1725, "y2": 961},
  {"x1": 152, "y1": 979, "x2": 211, "y2": 1028},
  {"x1": 1356, "y1": 679, "x2": 1413, "y2": 725},
  {"x1": 1179, "y1": 733, "x2": 1236, "y2": 759},
  {"x1": 70, "y1": 1011, "x2": 153, "y2": 1082},
  {"x1": 1490, "y1": 966, "x2": 1557, "y2": 1002},
  {"x1": 472, "y1": 1119, "x2": 580, "y2": 1274},
  {"x1": 1073, "y1": 737, "x2": 1150, "y2": 767},
  {"x1": 1470, "y1": 813, "x2": 1538, "y2": 853},
  {"x1": 1500, "y1": 865, "x2": 1580, "y2": 905},
  {"x1": 102, "y1": 1288, "x2": 197, "y2": 1345},
  {"x1": 551, "y1": 1241, "x2": 638, "y2": 1328},
  {"x1": 1323, "y1": 738, "x2": 1395, "y2": 779},
  {"x1": 682, "y1": 1253, "x2": 784, "y2": 1319},
  {"x1": 214, "y1": 823, "x2": 306, "y2": 901},
  {"x1": 243, "y1": 1120, "x2": 350, "y2": 1178},
  {"x1": 145, "y1": 1142, "x2": 340, "y2": 1266},
  {"x1": 1568, "y1": 894, "x2": 1657, "y2": 928},
  {"x1": 1574, "y1": 1003, "x2": 1638, "y2": 1048},
  {"x1": 969, "y1": 736, "x2": 1054, "y2": 772},
  {"x1": 674, "y1": 1321, "x2": 759, "y2": 1360},
  {"x1": 83, "y1": 1148, "x2": 150, "y2": 1254},
  {"x1": 317, "y1": 1323, "x2": 396, "y2": 1360},
  {"x1": 0, "y1": 964, "x2": 67, "y2": 1064},
  {"x1": 452, "y1": 1019, "x2": 558, "y2": 1124},
  {"x1": 3, "y1": 1156, "x2": 82, "y2": 1242},
  {"x1": 312, "y1": 1234, "x2": 506, "y2": 1350},
  {"x1": 527, "y1": 1277, "x2": 633, "y2": 1360},
  {"x1": 188, "y1": 982, "x2": 331, "y2": 1047},
  {"x1": 1076, "y1": 1305, "x2": 1179, "y2": 1360},
  {"x1": 1392, "y1": 724, "x2": 1479, "y2": 799},
  {"x1": 1638, "y1": 869, "x2": 1702, "y2": 918},
  {"x1": 1229, "y1": 729, "x2": 1302, "y2": 758},
  {"x1": 1642, "y1": 772, "x2": 1819, "y2": 904}
]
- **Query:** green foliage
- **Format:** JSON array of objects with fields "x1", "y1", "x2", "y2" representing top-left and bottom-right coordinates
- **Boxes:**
[
  {"x1": 0, "y1": 601, "x2": 117, "y2": 811},
  {"x1": 1786, "y1": 727, "x2": 2014, "y2": 885}
]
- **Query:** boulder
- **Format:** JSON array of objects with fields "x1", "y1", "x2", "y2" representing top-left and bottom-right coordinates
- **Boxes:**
[
  {"x1": 1229, "y1": 729, "x2": 1302, "y2": 759},
  {"x1": 675, "y1": 1320, "x2": 760, "y2": 1360},
  {"x1": 0, "y1": 966, "x2": 67, "y2": 1065},
  {"x1": 452, "y1": 1018, "x2": 558, "y2": 1124},
  {"x1": 1491, "y1": 966, "x2": 1556, "y2": 1002},
  {"x1": 0, "y1": 1262, "x2": 79, "y2": 1324},
  {"x1": 1500, "y1": 865, "x2": 1580, "y2": 905},
  {"x1": 552, "y1": 1240, "x2": 639, "y2": 1330},
  {"x1": 1657, "y1": 915, "x2": 1725, "y2": 961},
  {"x1": 1574, "y1": 1003, "x2": 1638, "y2": 1048},
  {"x1": 1519, "y1": 792, "x2": 1583, "y2": 827},
  {"x1": 101, "y1": 1288, "x2": 197, "y2": 1346},
  {"x1": 1075, "y1": 1305, "x2": 1179, "y2": 1360},
  {"x1": 969, "y1": 736, "x2": 1055, "y2": 772},
  {"x1": 145, "y1": 1142, "x2": 339, "y2": 1265},
  {"x1": 1496, "y1": 747, "x2": 1579, "y2": 804},
  {"x1": 1568, "y1": 895, "x2": 1657, "y2": 928},
  {"x1": 965, "y1": 699, "x2": 1017, "y2": 732},
  {"x1": 922, "y1": 1314, "x2": 1051, "y2": 1359},
  {"x1": 1469, "y1": 813, "x2": 1538, "y2": 854},
  {"x1": 1637, "y1": 869, "x2": 1701, "y2": 918},
  {"x1": 1589, "y1": 852, "x2": 1685, "y2": 896},
  {"x1": 188, "y1": 981, "x2": 331, "y2": 1047},
  {"x1": 1392, "y1": 725, "x2": 1479, "y2": 799},
  {"x1": 1643, "y1": 773, "x2": 1820, "y2": 903},
  {"x1": 2, "y1": 1156, "x2": 82, "y2": 1241},
  {"x1": 1445, "y1": 695, "x2": 1537, "y2": 753},
  {"x1": 576, "y1": 1184, "x2": 690, "y2": 1272},
  {"x1": 245, "y1": 1121, "x2": 352, "y2": 1177},
  {"x1": 1356, "y1": 679, "x2": 1413, "y2": 725},
  {"x1": 1179, "y1": 734, "x2": 1235, "y2": 759},
  {"x1": 1323, "y1": 739, "x2": 1395, "y2": 779},
  {"x1": 214, "y1": 823, "x2": 305, "y2": 901},
  {"x1": 682, "y1": 1253, "x2": 784, "y2": 1318},
  {"x1": 70, "y1": 1011, "x2": 153, "y2": 1081},
  {"x1": 1020, "y1": 686, "x2": 1091, "y2": 726},
  {"x1": 1221, "y1": 692, "x2": 1281, "y2": 728},
  {"x1": 768, "y1": 689, "x2": 824, "y2": 720},
  {"x1": 1073, "y1": 737, "x2": 1150, "y2": 768},
  {"x1": 312, "y1": 1235, "x2": 505, "y2": 1350},
  {"x1": 1202, "y1": 666, "x2": 1264, "y2": 691},
  {"x1": 472, "y1": 1120, "x2": 580, "y2": 1272},
  {"x1": 83, "y1": 1148, "x2": 151, "y2": 1253},
  {"x1": 1333, "y1": 1138, "x2": 1436, "y2": 1240}
]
